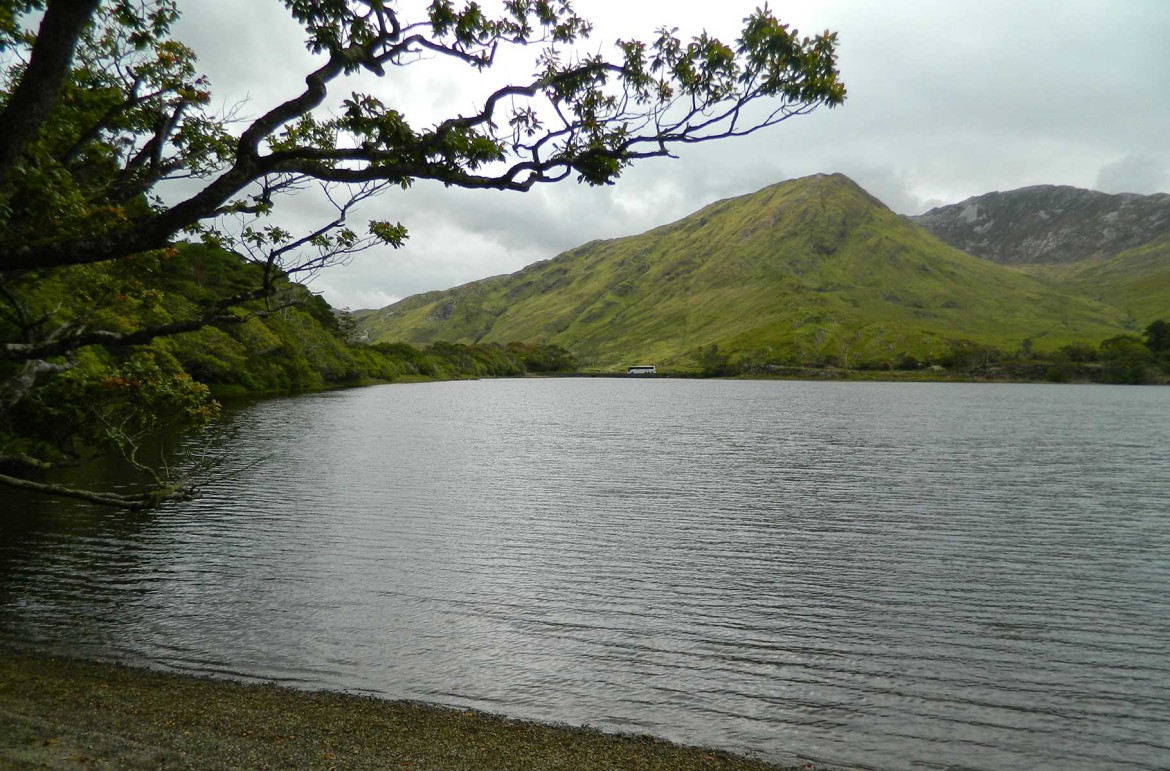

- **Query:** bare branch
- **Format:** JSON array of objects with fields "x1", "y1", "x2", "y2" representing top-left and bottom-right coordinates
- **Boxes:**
[
  {"x1": 0, "y1": 471, "x2": 193, "y2": 509},
  {"x1": 2, "y1": 358, "x2": 75, "y2": 408}
]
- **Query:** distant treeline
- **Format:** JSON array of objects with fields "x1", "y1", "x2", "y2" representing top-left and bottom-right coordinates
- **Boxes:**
[
  {"x1": 697, "y1": 320, "x2": 1170, "y2": 384},
  {"x1": 169, "y1": 300, "x2": 578, "y2": 396}
]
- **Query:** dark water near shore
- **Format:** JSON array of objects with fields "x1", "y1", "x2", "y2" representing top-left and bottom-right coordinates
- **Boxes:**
[{"x1": 2, "y1": 379, "x2": 1169, "y2": 770}]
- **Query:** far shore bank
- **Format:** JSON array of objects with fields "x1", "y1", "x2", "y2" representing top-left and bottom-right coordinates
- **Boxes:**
[
  {"x1": 226, "y1": 367, "x2": 1167, "y2": 400},
  {"x1": 0, "y1": 648, "x2": 857, "y2": 771},
  {"x1": 536, "y1": 368, "x2": 1167, "y2": 385}
]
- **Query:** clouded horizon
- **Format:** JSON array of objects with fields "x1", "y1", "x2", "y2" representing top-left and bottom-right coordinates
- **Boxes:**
[{"x1": 172, "y1": 0, "x2": 1170, "y2": 310}]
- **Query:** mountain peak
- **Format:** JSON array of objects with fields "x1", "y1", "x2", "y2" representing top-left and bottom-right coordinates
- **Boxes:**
[{"x1": 760, "y1": 172, "x2": 882, "y2": 200}]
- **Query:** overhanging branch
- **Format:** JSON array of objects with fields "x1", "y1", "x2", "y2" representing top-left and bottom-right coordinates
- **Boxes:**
[{"x1": 0, "y1": 471, "x2": 193, "y2": 510}]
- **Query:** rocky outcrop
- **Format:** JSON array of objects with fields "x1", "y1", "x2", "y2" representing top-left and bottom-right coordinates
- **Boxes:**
[{"x1": 910, "y1": 185, "x2": 1170, "y2": 264}]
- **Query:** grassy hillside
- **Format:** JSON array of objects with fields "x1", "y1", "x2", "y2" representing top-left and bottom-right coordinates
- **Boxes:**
[
  {"x1": 357, "y1": 174, "x2": 1127, "y2": 371},
  {"x1": 1019, "y1": 238, "x2": 1170, "y2": 327},
  {"x1": 1, "y1": 244, "x2": 576, "y2": 400},
  {"x1": 153, "y1": 250, "x2": 575, "y2": 391}
]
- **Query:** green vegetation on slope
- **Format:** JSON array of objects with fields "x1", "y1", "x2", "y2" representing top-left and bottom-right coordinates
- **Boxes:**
[
  {"x1": 357, "y1": 174, "x2": 1128, "y2": 371},
  {"x1": 1018, "y1": 238, "x2": 1170, "y2": 327},
  {"x1": 1, "y1": 244, "x2": 575, "y2": 399},
  {"x1": 155, "y1": 247, "x2": 576, "y2": 393}
]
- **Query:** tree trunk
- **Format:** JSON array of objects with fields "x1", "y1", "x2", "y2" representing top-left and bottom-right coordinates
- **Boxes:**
[{"x1": 0, "y1": 0, "x2": 102, "y2": 176}]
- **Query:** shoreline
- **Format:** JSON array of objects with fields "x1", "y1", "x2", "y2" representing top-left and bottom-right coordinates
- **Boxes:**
[
  {"x1": 0, "y1": 648, "x2": 853, "y2": 770},
  {"x1": 222, "y1": 369, "x2": 1168, "y2": 400}
]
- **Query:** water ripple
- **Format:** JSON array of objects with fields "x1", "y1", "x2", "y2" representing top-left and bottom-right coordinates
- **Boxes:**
[{"x1": 2, "y1": 379, "x2": 1169, "y2": 770}]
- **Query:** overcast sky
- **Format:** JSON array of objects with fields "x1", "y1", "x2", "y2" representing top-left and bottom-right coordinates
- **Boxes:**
[{"x1": 171, "y1": 0, "x2": 1170, "y2": 310}]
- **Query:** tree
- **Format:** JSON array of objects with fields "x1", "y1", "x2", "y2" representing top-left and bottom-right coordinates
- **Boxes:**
[
  {"x1": 1144, "y1": 319, "x2": 1169, "y2": 354},
  {"x1": 1, "y1": 0, "x2": 844, "y2": 507},
  {"x1": 697, "y1": 343, "x2": 731, "y2": 376},
  {"x1": 1099, "y1": 334, "x2": 1152, "y2": 385}
]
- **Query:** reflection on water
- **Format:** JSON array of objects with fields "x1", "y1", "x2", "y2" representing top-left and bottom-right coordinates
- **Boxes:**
[{"x1": 2, "y1": 379, "x2": 1169, "y2": 770}]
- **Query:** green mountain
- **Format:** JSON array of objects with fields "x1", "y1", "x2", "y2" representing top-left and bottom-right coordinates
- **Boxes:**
[{"x1": 356, "y1": 174, "x2": 1127, "y2": 371}]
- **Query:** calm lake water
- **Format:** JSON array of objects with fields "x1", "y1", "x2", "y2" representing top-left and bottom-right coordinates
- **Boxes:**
[{"x1": 2, "y1": 379, "x2": 1169, "y2": 770}]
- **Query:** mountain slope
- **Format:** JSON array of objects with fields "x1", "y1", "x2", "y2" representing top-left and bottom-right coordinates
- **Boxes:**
[
  {"x1": 357, "y1": 174, "x2": 1127, "y2": 370},
  {"x1": 910, "y1": 185, "x2": 1170, "y2": 265},
  {"x1": 1020, "y1": 238, "x2": 1170, "y2": 324}
]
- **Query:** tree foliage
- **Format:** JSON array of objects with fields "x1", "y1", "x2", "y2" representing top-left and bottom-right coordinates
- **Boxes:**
[
  {"x1": 1145, "y1": 319, "x2": 1169, "y2": 354},
  {"x1": 1099, "y1": 334, "x2": 1154, "y2": 385},
  {"x1": 0, "y1": 0, "x2": 844, "y2": 507},
  {"x1": 689, "y1": 327, "x2": 1170, "y2": 384}
]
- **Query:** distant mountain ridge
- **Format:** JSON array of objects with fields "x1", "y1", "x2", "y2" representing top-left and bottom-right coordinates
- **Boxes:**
[
  {"x1": 910, "y1": 185, "x2": 1170, "y2": 265},
  {"x1": 356, "y1": 174, "x2": 1128, "y2": 370}
]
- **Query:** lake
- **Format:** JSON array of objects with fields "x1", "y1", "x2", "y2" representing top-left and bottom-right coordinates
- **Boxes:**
[{"x1": 2, "y1": 378, "x2": 1168, "y2": 770}]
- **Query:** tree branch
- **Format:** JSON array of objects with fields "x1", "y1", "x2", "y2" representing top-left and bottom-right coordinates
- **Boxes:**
[
  {"x1": 0, "y1": 471, "x2": 193, "y2": 510},
  {"x1": 2, "y1": 358, "x2": 75, "y2": 408}
]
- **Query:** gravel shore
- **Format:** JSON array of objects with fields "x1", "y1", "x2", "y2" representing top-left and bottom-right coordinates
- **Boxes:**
[{"x1": 0, "y1": 648, "x2": 829, "y2": 770}]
